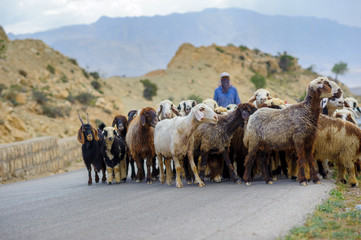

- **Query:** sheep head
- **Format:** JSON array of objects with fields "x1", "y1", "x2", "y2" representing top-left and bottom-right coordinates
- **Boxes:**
[
  {"x1": 112, "y1": 115, "x2": 128, "y2": 134},
  {"x1": 140, "y1": 107, "x2": 158, "y2": 127},
  {"x1": 309, "y1": 77, "x2": 340, "y2": 100},
  {"x1": 192, "y1": 103, "x2": 218, "y2": 124},
  {"x1": 102, "y1": 126, "x2": 118, "y2": 142},
  {"x1": 77, "y1": 113, "x2": 99, "y2": 144},
  {"x1": 237, "y1": 103, "x2": 258, "y2": 120},
  {"x1": 248, "y1": 88, "x2": 272, "y2": 107}
]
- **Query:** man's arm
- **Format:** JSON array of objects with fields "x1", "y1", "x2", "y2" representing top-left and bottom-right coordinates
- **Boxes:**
[{"x1": 234, "y1": 88, "x2": 241, "y2": 104}]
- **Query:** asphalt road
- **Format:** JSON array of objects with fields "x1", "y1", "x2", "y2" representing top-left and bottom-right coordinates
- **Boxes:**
[{"x1": 0, "y1": 169, "x2": 334, "y2": 240}]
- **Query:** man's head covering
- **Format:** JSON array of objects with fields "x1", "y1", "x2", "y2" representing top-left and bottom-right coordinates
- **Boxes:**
[{"x1": 218, "y1": 72, "x2": 232, "y2": 87}]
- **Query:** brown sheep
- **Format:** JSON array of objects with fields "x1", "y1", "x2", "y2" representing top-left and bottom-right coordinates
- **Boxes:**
[
  {"x1": 243, "y1": 77, "x2": 341, "y2": 186},
  {"x1": 191, "y1": 103, "x2": 258, "y2": 183},
  {"x1": 126, "y1": 107, "x2": 158, "y2": 184}
]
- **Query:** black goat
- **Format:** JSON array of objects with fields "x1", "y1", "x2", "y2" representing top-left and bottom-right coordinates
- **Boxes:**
[
  {"x1": 101, "y1": 126, "x2": 127, "y2": 184},
  {"x1": 77, "y1": 113, "x2": 106, "y2": 185}
]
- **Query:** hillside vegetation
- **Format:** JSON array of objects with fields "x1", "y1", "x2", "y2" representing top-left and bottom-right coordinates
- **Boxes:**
[{"x1": 0, "y1": 26, "x2": 358, "y2": 144}]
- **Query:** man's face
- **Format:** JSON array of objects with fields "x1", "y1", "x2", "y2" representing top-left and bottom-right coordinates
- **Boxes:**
[{"x1": 221, "y1": 76, "x2": 230, "y2": 92}]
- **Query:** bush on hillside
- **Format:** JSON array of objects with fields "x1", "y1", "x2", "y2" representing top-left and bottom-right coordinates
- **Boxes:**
[
  {"x1": 250, "y1": 74, "x2": 266, "y2": 89},
  {"x1": 278, "y1": 51, "x2": 295, "y2": 72},
  {"x1": 75, "y1": 92, "x2": 96, "y2": 105},
  {"x1": 32, "y1": 90, "x2": 49, "y2": 105},
  {"x1": 140, "y1": 79, "x2": 158, "y2": 100},
  {"x1": 46, "y1": 64, "x2": 55, "y2": 74}
]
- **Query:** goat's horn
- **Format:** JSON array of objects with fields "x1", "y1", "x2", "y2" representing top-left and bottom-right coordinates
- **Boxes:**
[
  {"x1": 86, "y1": 113, "x2": 89, "y2": 124},
  {"x1": 78, "y1": 113, "x2": 84, "y2": 125}
]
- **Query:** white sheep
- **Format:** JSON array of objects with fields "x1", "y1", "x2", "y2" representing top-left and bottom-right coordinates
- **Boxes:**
[
  {"x1": 154, "y1": 103, "x2": 218, "y2": 188},
  {"x1": 177, "y1": 100, "x2": 197, "y2": 116},
  {"x1": 313, "y1": 114, "x2": 361, "y2": 187},
  {"x1": 333, "y1": 108, "x2": 358, "y2": 125},
  {"x1": 248, "y1": 88, "x2": 272, "y2": 108},
  {"x1": 226, "y1": 104, "x2": 238, "y2": 112},
  {"x1": 157, "y1": 99, "x2": 181, "y2": 120},
  {"x1": 345, "y1": 97, "x2": 361, "y2": 117},
  {"x1": 202, "y1": 98, "x2": 219, "y2": 110}
]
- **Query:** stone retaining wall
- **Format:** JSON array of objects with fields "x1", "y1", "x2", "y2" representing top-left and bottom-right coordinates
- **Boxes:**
[{"x1": 0, "y1": 136, "x2": 82, "y2": 182}]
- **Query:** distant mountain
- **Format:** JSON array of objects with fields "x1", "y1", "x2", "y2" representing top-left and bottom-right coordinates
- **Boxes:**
[{"x1": 8, "y1": 8, "x2": 361, "y2": 86}]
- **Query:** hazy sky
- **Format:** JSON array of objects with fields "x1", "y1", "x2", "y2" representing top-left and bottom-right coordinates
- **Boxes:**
[{"x1": 1, "y1": 0, "x2": 361, "y2": 34}]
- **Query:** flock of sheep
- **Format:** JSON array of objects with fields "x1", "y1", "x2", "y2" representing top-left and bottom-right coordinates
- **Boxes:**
[{"x1": 77, "y1": 76, "x2": 361, "y2": 188}]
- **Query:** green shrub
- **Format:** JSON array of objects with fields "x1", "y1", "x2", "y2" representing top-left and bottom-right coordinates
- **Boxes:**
[
  {"x1": 42, "y1": 104, "x2": 70, "y2": 118},
  {"x1": 32, "y1": 90, "x2": 49, "y2": 105},
  {"x1": 250, "y1": 74, "x2": 266, "y2": 89},
  {"x1": 140, "y1": 79, "x2": 158, "y2": 100},
  {"x1": 278, "y1": 51, "x2": 295, "y2": 72},
  {"x1": 0, "y1": 40, "x2": 7, "y2": 58},
  {"x1": 81, "y1": 69, "x2": 89, "y2": 79},
  {"x1": 19, "y1": 69, "x2": 27, "y2": 78},
  {"x1": 215, "y1": 47, "x2": 225, "y2": 53},
  {"x1": 46, "y1": 64, "x2": 55, "y2": 74},
  {"x1": 239, "y1": 45, "x2": 248, "y2": 51},
  {"x1": 89, "y1": 71, "x2": 100, "y2": 80},
  {"x1": 299, "y1": 90, "x2": 307, "y2": 102},
  {"x1": 68, "y1": 58, "x2": 78, "y2": 66},
  {"x1": 60, "y1": 74, "x2": 68, "y2": 83},
  {"x1": 188, "y1": 94, "x2": 203, "y2": 104},
  {"x1": 253, "y1": 48, "x2": 260, "y2": 54},
  {"x1": 75, "y1": 92, "x2": 96, "y2": 105},
  {"x1": 0, "y1": 83, "x2": 5, "y2": 95},
  {"x1": 91, "y1": 80, "x2": 101, "y2": 90}
]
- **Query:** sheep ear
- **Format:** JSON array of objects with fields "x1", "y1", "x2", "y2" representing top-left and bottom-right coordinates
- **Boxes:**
[
  {"x1": 321, "y1": 98, "x2": 328, "y2": 109},
  {"x1": 171, "y1": 106, "x2": 181, "y2": 116},
  {"x1": 268, "y1": 95, "x2": 272, "y2": 100},
  {"x1": 157, "y1": 105, "x2": 163, "y2": 117},
  {"x1": 192, "y1": 101, "x2": 196, "y2": 107},
  {"x1": 77, "y1": 129, "x2": 84, "y2": 144},
  {"x1": 177, "y1": 104, "x2": 181, "y2": 111},
  {"x1": 248, "y1": 96, "x2": 256, "y2": 103},
  {"x1": 344, "y1": 101, "x2": 350, "y2": 108},
  {"x1": 194, "y1": 109, "x2": 205, "y2": 121},
  {"x1": 92, "y1": 128, "x2": 99, "y2": 141},
  {"x1": 242, "y1": 110, "x2": 250, "y2": 119},
  {"x1": 141, "y1": 114, "x2": 146, "y2": 126}
]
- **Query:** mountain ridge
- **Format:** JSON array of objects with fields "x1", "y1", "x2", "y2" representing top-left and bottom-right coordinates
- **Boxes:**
[{"x1": 8, "y1": 8, "x2": 361, "y2": 87}]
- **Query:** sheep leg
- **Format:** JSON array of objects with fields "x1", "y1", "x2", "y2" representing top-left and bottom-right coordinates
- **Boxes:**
[
  {"x1": 129, "y1": 157, "x2": 136, "y2": 180},
  {"x1": 95, "y1": 170, "x2": 100, "y2": 183},
  {"x1": 165, "y1": 158, "x2": 173, "y2": 185},
  {"x1": 134, "y1": 158, "x2": 144, "y2": 182},
  {"x1": 107, "y1": 167, "x2": 113, "y2": 184},
  {"x1": 317, "y1": 159, "x2": 328, "y2": 179},
  {"x1": 119, "y1": 158, "x2": 127, "y2": 182},
  {"x1": 347, "y1": 165, "x2": 358, "y2": 187},
  {"x1": 287, "y1": 151, "x2": 298, "y2": 180},
  {"x1": 187, "y1": 150, "x2": 205, "y2": 187},
  {"x1": 114, "y1": 164, "x2": 121, "y2": 183},
  {"x1": 296, "y1": 148, "x2": 308, "y2": 186},
  {"x1": 158, "y1": 154, "x2": 165, "y2": 184},
  {"x1": 259, "y1": 151, "x2": 273, "y2": 184},
  {"x1": 280, "y1": 150, "x2": 288, "y2": 178},
  {"x1": 183, "y1": 155, "x2": 193, "y2": 184},
  {"x1": 243, "y1": 150, "x2": 257, "y2": 185},
  {"x1": 87, "y1": 166, "x2": 92, "y2": 185},
  {"x1": 305, "y1": 146, "x2": 320, "y2": 184},
  {"x1": 199, "y1": 151, "x2": 209, "y2": 182},
  {"x1": 173, "y1": 157, "x2": 184, "y2": 188},
  {"x1": 151, "y1": 156, "x2": 158, "y2": 180},
  {"x1": 146, "y1": 157, "x2": 153, "y2": 184},
  {"x1": 222, "y1": 149, "x2": 241, "y2": 184},
  {"x1": 337, "y1": 163, "x2": 347, "y2": 184}
]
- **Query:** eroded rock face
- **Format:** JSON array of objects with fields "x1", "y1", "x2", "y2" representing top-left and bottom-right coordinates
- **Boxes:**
[{"x1": 0, "y1": 26, "x2": 9, "y2": 42}]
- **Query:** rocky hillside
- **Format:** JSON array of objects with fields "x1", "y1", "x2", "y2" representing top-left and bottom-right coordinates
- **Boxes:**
[
  {"x1": 0, "y1": 27, "x2": 122, "y2": 143},
  {"x1": 0, "y1": 26, "x2": 358, "y2": 144}
]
